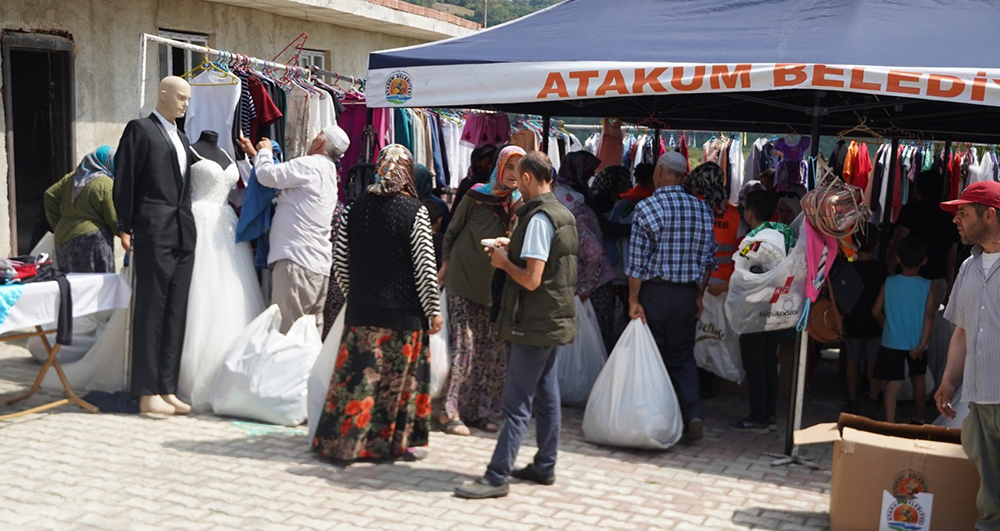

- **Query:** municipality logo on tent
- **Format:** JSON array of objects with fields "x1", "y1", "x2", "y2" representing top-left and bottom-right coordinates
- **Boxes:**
[{"x1": 385, "y1": 71, "x2": 413, "y2": 105}]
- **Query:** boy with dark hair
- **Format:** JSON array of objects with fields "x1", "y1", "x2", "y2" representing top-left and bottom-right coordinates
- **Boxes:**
[
  {"x1": 841, "y1": 223, "x2": 887, "y2": 415},
  {"x1": 872, "y1": 235, "x2": 936, "y2": 424},
  {"x1": 730, "y1": 190, "x2": 783, "y2": 433}
]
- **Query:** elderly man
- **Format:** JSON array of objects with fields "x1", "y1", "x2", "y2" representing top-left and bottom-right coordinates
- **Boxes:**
[
  {"x1": 935, "y1": 181, "x2": 1000, "y2": 531},
  {"x1": 626, "y1": 151, "x2": 717, "y2": 442},
  {"x1": 239, "y1": 125, "x2": 349, "y2": 333}
]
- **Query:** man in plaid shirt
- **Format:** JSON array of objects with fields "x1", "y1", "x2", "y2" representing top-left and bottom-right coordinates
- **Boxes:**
[{"x1": 626, "y1": 151, "x2": 718, "y2": 442}]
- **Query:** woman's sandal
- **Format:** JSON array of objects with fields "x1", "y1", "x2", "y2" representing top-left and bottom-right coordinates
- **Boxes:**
[
  {"x1": 440, "y1": 414, "x2": 471, "y2": 436},
  {"x1": 472, "y1": 420, "x2": 500, "y2": 433}
]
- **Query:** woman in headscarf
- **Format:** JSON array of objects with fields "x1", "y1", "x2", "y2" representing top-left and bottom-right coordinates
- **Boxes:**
[
  {"x1": 313, "y1": 145, "x2": 442, "y2": 463},
  {"x1": 590, "y1": 166, "x2": 633, "y2": 216},
  {"x1": 688, "y1": 162, "x2": 741, "y2": 287},
  {"x1": 43, "y1": 146, "x2": 127, "y2": 273},
  {"x1": 437, "y1": 145, "x2": 526, "y2": 436},
  {"x1": 554, "y1": 151, "x2": 619, "y2": 352}
]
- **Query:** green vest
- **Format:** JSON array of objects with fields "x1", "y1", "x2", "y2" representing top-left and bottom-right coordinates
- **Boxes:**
[{"x1": 496, "y1": 192, "x2": 579, "y2": 347}]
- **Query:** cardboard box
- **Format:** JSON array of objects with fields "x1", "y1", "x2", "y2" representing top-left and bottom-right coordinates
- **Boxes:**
[{"x1": 796, "y1": 417, "x2": 980, "y2": 531}]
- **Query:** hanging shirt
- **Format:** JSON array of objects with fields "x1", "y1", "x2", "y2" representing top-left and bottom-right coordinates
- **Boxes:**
[
  {"x1": 285, "y1": 85, "x2": 313, "y2": 159},
  {"x1": 247, "y1": 76, "x2": 282, "y2": 144},
  {"x1": 185, "y1": 70, "x2": 241, "y2": 159}
]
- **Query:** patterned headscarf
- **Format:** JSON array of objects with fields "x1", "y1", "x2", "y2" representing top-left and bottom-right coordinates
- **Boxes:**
[
  {"x1": 556, "y1": 151, "x2": 601, "y2": 209},
  {"x1": 469, "y1": 145, "x2": 525, "y2": 203},
  {"x1": 72, "y1": 146, "x2": 115, "y2": 202},
  {"x1": 688, "y1": 162, "x2": 728, "y2": 216},
  {"x1": 590, "y1": 166, "x2": 632, "y2": 213},
  {"x1": 369, "y1": 144, "x2": 416, "y2": 197}
]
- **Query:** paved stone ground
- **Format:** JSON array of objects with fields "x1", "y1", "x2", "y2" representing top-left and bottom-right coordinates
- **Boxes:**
[{"x1": 0, "y1": 342, "x2": 845, "y2": 531}]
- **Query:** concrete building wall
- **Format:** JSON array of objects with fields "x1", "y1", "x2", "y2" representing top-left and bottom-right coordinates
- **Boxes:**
[{"x1": 0, "y1": 0, "x2": 436, "y2": 255}]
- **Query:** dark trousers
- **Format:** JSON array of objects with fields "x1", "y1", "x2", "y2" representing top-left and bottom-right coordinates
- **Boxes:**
[
  {"x1": 485, "y1": 343, "x2": 560, "y2": 486},
  {"x1": 639, "y1": 281, "x2": 703, "y2": 423},
  {"x1": 739, "y1": 330, "x2": 780, "y2": 423},
  {"x1": 131, "y1": 244, "x2": 195, "y2": 396}
]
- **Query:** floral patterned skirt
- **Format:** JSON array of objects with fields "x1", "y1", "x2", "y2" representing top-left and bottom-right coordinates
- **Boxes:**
[
  {"x1": 444, "y1": 293, "x2": 508, "y2": 424},
  {"x1": 312, "y1": 326, "x2": 432, "y2": 462}
]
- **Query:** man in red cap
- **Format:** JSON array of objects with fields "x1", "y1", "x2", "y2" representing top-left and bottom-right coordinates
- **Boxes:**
[{"x1": 935, "y1": 180, "x2": 1000, "y2": 530}]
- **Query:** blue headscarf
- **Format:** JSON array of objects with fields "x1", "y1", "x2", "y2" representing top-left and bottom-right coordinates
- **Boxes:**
[{"x1": 72, "y1": 146, "x2": 115, "y2": 202}]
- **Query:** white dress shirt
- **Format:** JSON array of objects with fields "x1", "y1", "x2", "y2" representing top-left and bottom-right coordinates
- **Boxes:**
[
  {"x1": 152, "y1": 109, "x2": 188, "y2": 178},
  {"x1": 253, "y1": 148, "x2": 338, "y2": 275}
]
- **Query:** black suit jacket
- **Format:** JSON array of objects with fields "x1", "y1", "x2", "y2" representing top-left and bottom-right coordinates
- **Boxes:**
[{"x1": 114, "y1": 114, "x2": 197, "y2": 251}]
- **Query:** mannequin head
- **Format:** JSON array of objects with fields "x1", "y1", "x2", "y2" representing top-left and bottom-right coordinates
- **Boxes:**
[{"x1": 156, "y1": 76, "x2": 192, "y2": 123}]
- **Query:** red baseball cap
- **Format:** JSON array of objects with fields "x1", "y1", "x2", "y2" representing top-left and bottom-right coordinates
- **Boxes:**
[{"x1": 940, "y1": 181, "x2": 1000, "y2": 213}]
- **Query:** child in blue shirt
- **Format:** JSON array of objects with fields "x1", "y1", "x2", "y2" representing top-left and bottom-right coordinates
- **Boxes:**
[{"x1": 871, "y1": 235, "x2": 937, "y2": 424}]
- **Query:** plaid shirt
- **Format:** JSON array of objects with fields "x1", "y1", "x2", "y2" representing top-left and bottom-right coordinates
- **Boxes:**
[{"x1": 626, "y1": 186, "x2": 718, "y2": 283}]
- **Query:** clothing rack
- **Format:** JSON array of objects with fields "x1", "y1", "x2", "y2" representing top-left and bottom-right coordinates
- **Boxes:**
[
  {"x1": 138, "y1": 33, "x2": 316, "y2": 115},
  {"x1": 308, "y1": 66, "x2": 365, "y2": 90}
]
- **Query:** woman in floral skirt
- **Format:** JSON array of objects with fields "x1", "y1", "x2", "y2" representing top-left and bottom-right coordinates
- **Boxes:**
[
  {"x1": 312, "y1": 145, "x2": 443, "y2": 463},
  {"x1": 437, "y1": 145, "x2": 525, "y2": 436}
]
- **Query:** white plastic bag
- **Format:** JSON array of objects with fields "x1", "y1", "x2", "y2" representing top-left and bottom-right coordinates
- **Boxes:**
[
  {"x1": 726, "y1": 222, "x2": 807, "y2": 334},
  {"x1": 429, "y1": 289, "x2": 450, "y2": 399},
  {"x1": 694, "y1": 292, "x2": 745, "y2": 383},
  {"x1": 211, "y1": 305, "x2": 323, "y2": 426},
  {"x1": 307, "y1": 305, "x2": 347, "y2": 439},
  {"x1": 582, "y1": 319, "x2": 683, "y2": 449},
  {"x1": 557, "y1": 297, "x2": 608, "y2": 407}
]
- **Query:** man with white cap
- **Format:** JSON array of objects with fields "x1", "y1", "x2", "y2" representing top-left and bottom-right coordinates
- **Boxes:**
[
  {"x1": 625, "y1": 150, "x2": 718, "y2": 441},
  {"x1": 238, "y1": 125, "x2": 349, "y2": 333}
]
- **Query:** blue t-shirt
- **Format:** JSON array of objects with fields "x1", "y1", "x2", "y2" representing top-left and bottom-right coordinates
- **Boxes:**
[
  {"x1": 882, "y1": 274, "x2": 932, "y2": 350},
  {"x1": 521, "y1": 212, "x2": 554, "y2": 262}
]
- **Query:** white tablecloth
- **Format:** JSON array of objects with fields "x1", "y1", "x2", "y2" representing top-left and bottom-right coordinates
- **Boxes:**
[{"x1": 0, "y1": 274, "x2": 132, "y2": 335}]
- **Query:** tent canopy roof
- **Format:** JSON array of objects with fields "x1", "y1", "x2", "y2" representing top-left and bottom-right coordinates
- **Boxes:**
[
  {"x1": 367, "y1": 0, "x2": 1000, "y2": 142},
  {"x1": 371, "y1": 0, "x2": 1000, "y2": 70}
]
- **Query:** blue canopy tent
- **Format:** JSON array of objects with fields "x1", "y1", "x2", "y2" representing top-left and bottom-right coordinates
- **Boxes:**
[{"x1": 367, "y1": 0, "x2": 1000, "y2": 459}]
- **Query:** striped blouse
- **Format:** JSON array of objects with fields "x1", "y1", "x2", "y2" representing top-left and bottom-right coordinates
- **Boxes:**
[
  {"x1": 944, "y1": 247, "x2": 1000, "y2": 404},
  {"x1": 332, "y1": 203, "x2": 441, "y2": 322}
]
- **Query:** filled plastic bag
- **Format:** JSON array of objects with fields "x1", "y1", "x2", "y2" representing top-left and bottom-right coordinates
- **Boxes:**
[
  {"x1": 557, "y1": 297, "x2": 608, "y2": 407},
  {"x1": 429, "y1": 289, "x2": 450, "y2": 399},
  {"x1": 694, "y1": 292, "x2": 744, "y2": 383},
  {"x1": 726, "y1": 219, "x2": 807, "y2": 334},
  {"x1": 307, "y1": 305, "x2": 347, "y2": 440},
  {"x1": 582, "y1": 319, "x2": 683, "y2": 449},
  {"x1": 211, "y1": 305, "x2": 323, "y2": 426}
]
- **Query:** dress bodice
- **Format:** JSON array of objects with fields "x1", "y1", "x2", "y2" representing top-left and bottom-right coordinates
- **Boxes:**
[{"x1": 190, "y1": 155, "x2": 239, "y2": 205}]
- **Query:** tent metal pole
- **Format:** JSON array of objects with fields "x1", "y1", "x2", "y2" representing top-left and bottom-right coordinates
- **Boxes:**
[
  {"x1": 653, "y1": 128, "x2": 661, "y2": 159},
  {"x1": 782, "y1": 91, "x2": 824, "y2": 459},
  {"x1": 542, "y1": 115, "x2": 551, "y2": 153}
]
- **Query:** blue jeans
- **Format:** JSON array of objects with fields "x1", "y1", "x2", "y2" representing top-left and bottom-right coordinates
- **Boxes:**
[{"x1": 485, "y1": 343, "x2": 561, "y2": 486}]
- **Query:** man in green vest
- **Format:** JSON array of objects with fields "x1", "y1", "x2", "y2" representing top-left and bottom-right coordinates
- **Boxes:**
[{"x1": 455, "y1": 150, "x2": 579, "y2": 500}]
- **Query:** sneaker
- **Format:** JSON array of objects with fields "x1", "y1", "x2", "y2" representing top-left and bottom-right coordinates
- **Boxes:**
[
  {"x1": 728, "y1": 417, "x2": 771, "y2": 434},
  {"x1": 455, "y1": 477, "x2": 510, "y2": 499},
  {"x1": 511, "y1": 464, "x2": 555, "y2": 485},
  {"x1": 684, "y1": 418, "x2": 704, "y2": 441}
]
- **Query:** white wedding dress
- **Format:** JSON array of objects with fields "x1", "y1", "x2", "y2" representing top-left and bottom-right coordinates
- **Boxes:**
[{"x1": 177, "y1": 150, "x2": 266, "y2": 411}]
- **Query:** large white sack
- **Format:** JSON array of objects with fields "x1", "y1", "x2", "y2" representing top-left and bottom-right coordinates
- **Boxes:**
[
  {"x1": 557, "y1": 297, "x2": 608, "y2": 407},
  {"x1": 429, "y1": 289, "x2": 450, "y2": 399},
  {"x1": 211, "y1": 305, "x2": 322, "y2": 426},
  {"x1": 307, "y1": 305, "x2": 347, "y2": 440},
  {"x1": 583, "y1": 319, "x2": 683, "y2": 450},
  {"x1": 694, "y1": 291, "x2": 744, "y2": 383}
]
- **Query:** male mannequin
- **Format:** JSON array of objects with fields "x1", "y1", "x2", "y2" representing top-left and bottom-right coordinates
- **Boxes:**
[
  {"x1": 191, "y1": 131, "x2": 231, "y2": 169},
  {"x1": 114, "y1": 76, "x2": 198, "y2": 416}
]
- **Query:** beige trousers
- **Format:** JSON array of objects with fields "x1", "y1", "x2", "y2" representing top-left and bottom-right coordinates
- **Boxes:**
[
  {"x1": 271, "y1": 259, "x2": 329, "y2": 334},
  {"x1": 963, "y1": 402, "x2": 1000, "y2": 531}
]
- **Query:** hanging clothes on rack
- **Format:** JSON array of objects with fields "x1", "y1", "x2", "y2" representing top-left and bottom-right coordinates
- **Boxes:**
[
  {"x1": 461, "y1": 112, "x2": 509, "y2": 148},
  {"x1": 595, "y1": 118, "x2": 623, "y2": 172},
  {"x1": 773, "y1": 135, "x2": 810, "y2": 191},
  {"x1": 184, "y1": 68, "x2": 242, "y2": 160}
]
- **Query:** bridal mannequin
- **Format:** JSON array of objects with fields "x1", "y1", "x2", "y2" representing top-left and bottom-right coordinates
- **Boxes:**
[
  {"x1": 114, "y1": 76, "x2": 198, "y2": 417},
  {"x1": 192, "y1": 131, "x2": 231, "y2": 170}
]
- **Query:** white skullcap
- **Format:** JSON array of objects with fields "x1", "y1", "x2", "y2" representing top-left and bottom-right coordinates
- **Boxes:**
[
  {"x1": 321, "y1": 125, "x2": 350, "y2": 155},
  {"x1": 657, "y1": 151, "x2": 688, "y2": 173}
]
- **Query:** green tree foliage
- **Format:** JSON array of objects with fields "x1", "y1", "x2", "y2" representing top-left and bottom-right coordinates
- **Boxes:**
[{"x1": 413, "y1": 0, "x2": 562, "y2": 26}]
